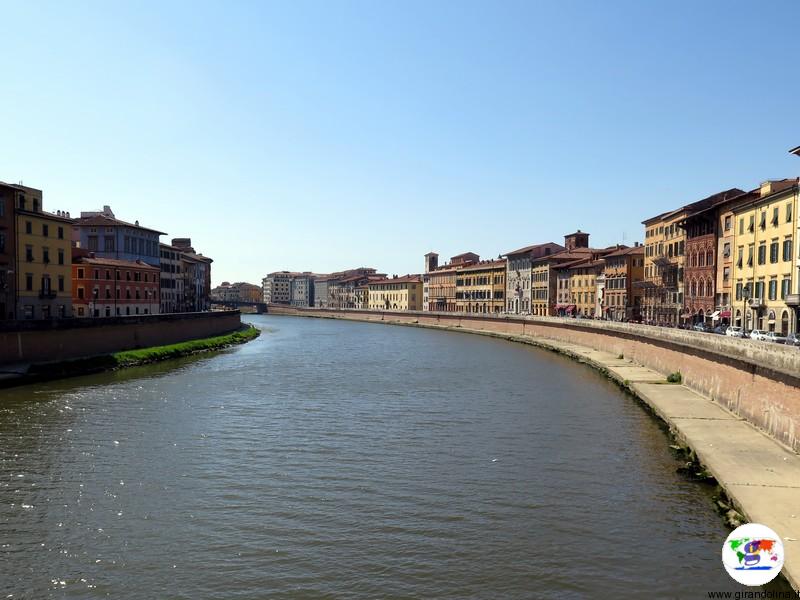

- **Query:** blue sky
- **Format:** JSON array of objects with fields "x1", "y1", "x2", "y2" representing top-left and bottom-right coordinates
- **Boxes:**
[{"x1": 2, "y1": 1, "x2": 799, "y2": 284}]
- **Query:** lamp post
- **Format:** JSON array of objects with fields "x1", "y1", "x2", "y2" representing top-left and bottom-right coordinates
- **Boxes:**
[{"x1": 742, "y1": 284, "x2": 751, "y2": 331}]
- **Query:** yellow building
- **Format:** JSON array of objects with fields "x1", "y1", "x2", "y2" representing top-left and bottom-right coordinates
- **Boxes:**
[
  {"x1": 715, "y1": 190, "x2": 758, "y2": 319},
  {"x1": 368, "y1": 275, "x2": 423, "y2": 311},
  {"x1": 569, "y1": 259, "x2": 605, "y2": 317},
  {"x1": 455, "y1": 259, "x2": 505, "y2": 313},
  {"x1": 15, "y1": 187, "x2": 75, "y2": 319},
  {"x1": 731, "y1": 179, "x2": 799, "y2": 334},
  {"x1": 642, "y1": 209, "x2": 687, "y2": 325}
]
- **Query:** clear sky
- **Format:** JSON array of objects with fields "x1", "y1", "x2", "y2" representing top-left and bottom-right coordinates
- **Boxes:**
[{"x1": 2, "y1": 1, "x2": 799, "y2": 285}]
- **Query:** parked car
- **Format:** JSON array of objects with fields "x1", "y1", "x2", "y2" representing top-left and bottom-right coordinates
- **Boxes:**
[
  {"x1": 713, "y1": 325, "x2": 728, "y2": 335},
  {"x1": 725, "y1": 326, "x2": 746, "y2": 338},
  {"x1": 786, "y1": 333, "x2": 800, "y2": 347},
  {"x1": 749, "y1": 329, "x2": 769, "y2": 341},
  {"x1": 763, "y1": 331, "x2": 788, "y2": 344}
]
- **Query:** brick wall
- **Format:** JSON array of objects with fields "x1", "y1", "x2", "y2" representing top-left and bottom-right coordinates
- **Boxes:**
[{"x1": 0, "y1": 311, "x2": 241, "y2": 364}]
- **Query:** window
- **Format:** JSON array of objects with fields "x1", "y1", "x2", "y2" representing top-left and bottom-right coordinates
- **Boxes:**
[
  {"x1": 88, "y1": 235, "x2": 98, "y2": 251},
  {"x1": 25, "y1": 221, "x2": 32, "y2": 234},
  {"x1": 723, "y1": 267, "x2": 730, "y2": 282},
  {"x1": 755, "y1": 281, "x2": 764, "y2": 300},
  {"x1": 749, "y1": 215, "x2": 755, "y2": 232},
  {"x1": 784, "y1": 239, "x2": 793, "y2": 262},
  {"x1": 25, "y1": 274, "x2": 33, "y2": 291},
  {"x1": 57, "y1": 226, "x2": 63, "y2": 239},
  {"x1": 768, "y1": 279, "x2": 777, "y2": 301},
  {"x1": 78, "y1": 287, "x2": 85, "y2": 299},
  {"x1": 0, "y1": 232, "x2": 4, "y2": 253},
  {"x1": 770, "y1": 241, "x2": 779, "y2": 264},
  {"x1": 739, "y1": 218, "x2": 744, "y2": 235},
  {"x1": 737, "y1": 247, "x2": 743, "y2": 268},
  {"x1": 58, "y1": 249, "x2": 64, "y2": 265},
  {"x1": 25, "y1": 245, "x2": 33, "y2": 262},
  {"x1": 42, "y1": 224, "x2": 49, "y2": 237},
  {"x1": 759, "y1": 212, "x2": 766, "y2": 230},
  {"x1": 104, "y1": 236, "x2": 115, "y2": 252},
  {"x1": 58, "y1": 276, "x2": 64, "y2": 292},
  {"x1": 788, "y1": 203, "x2": 793, "y2": 223},
  {"x1": 757, "y1": 244, "x2": 766, "y2": 265},
  {"x1": 772, "y1": 207, "x2": 779, "y2": 226},
  {"x1": 78, "y1": 307, "x2": 85, "y2": 316},
  {"x1": 725, "y1": 216, "x2": 732, "y2": 230},
  {"x1": 782, "y1": 278, "x2": 791, "y2": 300}
]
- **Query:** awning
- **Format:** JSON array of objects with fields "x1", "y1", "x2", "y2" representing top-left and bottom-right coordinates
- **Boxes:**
[
  {"x1": 565, "y1": 305, "x2": 576, "y2": 312},
  {"x1": 710, "y1": 310, "x2": 721, "y2": 320},
  {"x1": 719, "y1": 310, "x2": 731, "y2": 318}
]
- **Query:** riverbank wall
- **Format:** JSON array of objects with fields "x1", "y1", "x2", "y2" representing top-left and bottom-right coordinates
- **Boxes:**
[
  {"x1": 267, "y1": 305, "x2": 800, "y2": 455},
  {"x1": 0, "y1": 310, "x2": 242, "y2": 365}
]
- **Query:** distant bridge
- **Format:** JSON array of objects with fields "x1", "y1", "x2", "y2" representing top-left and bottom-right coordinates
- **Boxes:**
[{"x1": 213, "y1": 300, "x2": 268, "y2": 313}]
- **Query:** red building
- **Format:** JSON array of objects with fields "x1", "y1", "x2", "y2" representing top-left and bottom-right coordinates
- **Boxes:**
[
  {"x1": 0, "y1": 183, "x2": 18, "y2": 320},
  {"x1": 677, "y1": 189, "x2": 744, "y2": 325},
  {"x1": 72, "y1": 250, "x2": 160, "y2": 317}
]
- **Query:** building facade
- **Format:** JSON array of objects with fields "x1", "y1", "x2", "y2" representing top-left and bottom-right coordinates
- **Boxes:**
[
  {"x1": 642, "y1": 209, "x2": 687, "y2": 326},
  {"x1": 677, "y1": 189, "x2": 745, "y2": 325},
  {"x1": 159, "y1": 243, "x2": 184, "y2": 313},
  {"x1": 455, "y1": 259, "x2": 505, "y2": 313},
  {"x1": 569, "y1": 259, "x2": 605, "y2": 317},
  {"x1": 210, "y1": 281, "x2": 262, "y2": 303},
  {"x1": 368, "y1": 275, "x2": 423, "y2": 311},
  {"x1": 602, "y1": 245, "x2": 645, "y2": 321},
  {"x1": 504, "y1": 242, "x2": 565, "y2": 314},
  {"x1": 15, "y1": 187, "x2": 75, "y2": 319},
  {"x1": 73, "y1": 206, "x2": 164, "y2": 267},
  {"x1": 0, "y1": 183, "x2": 19, "y2": 319},
  {"x1": 731, "y1": 180, "x2": 798, "y2": 334},
  {"x1": 72, "y1": 253, "x2": 160, "y2": 317}
]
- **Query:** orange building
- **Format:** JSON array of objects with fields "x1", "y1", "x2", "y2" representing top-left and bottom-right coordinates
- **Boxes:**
[{"x1": 72, "y1": 250, "x2": 160, "y2": 317}]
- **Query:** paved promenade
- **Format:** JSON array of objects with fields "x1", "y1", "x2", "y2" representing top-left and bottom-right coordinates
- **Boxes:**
[{"x1": 499, "y1": 333, "x2": 800, "y2": 592}]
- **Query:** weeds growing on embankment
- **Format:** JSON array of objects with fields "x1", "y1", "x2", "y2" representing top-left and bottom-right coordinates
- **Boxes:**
[
  {"x1": 23, "y1": 324, "x2": 261, "y2": 381},
  {"x1": 112, "y1": 324, "x2": 260, "y2": 366}
]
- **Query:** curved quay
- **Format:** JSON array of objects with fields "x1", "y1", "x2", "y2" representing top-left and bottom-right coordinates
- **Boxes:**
[{"x1": 268, "y1": 305, "x2": 800, "y2": 592}]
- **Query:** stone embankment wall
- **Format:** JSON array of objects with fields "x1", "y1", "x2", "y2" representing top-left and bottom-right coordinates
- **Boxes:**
[
  {"x1": 268, "y1": 305, "x2": 800, "y2": 453},
  {"x1": 0, "y1": 311, "x2": 242, "y2": 365}
]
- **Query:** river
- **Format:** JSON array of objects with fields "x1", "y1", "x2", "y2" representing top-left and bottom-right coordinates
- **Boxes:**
[{"x1": 0, "y1": 315, "x2": 781, "y2": 598}]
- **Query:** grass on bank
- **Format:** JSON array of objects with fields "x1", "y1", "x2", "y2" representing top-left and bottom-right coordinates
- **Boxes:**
[
  {"x1": 27, "y1": 324, "x2": 260, "y2": 377},
  {"x1": 113, "y1": 324, "x2": 260, "y2": 366}
]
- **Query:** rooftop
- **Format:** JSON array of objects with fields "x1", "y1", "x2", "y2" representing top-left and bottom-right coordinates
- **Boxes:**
[
  {"x1": 73, "y1": 255, "x2": 160, "y2": 270},
  {"x1": 76, "y1": 213, "x2": 167, "y2": 235},
  {"x1": 368, "y1": 274, "x2": 422, "y2": 285},
  {"x1": 503, "y1": 241, "x2": 562, "y2": 257}
]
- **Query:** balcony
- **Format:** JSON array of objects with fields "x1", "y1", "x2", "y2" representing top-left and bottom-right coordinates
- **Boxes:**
[
  {"x1": 785, "y1": 294, "x2": 800, "y2": 307},
  {"x1": 38, "y1": 289, "x2": 57, "y2": 299},
  {"x1": 749, "y1": 298, "x2": 763, "y2": 309}
]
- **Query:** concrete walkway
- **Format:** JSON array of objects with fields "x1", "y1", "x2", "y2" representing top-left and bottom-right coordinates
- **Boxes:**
[{"x1": 468, "y1": 330, "x2": 800, "y2": 591}]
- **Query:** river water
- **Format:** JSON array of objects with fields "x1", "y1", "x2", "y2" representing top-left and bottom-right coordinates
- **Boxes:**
[{"x1": 0, "y1": 315, "x2": 781, "y2": 598}]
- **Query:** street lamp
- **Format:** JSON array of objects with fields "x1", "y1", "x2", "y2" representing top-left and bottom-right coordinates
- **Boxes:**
[{"x1": 742, "y1": 284, "x2": 751, "y2": 331}]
